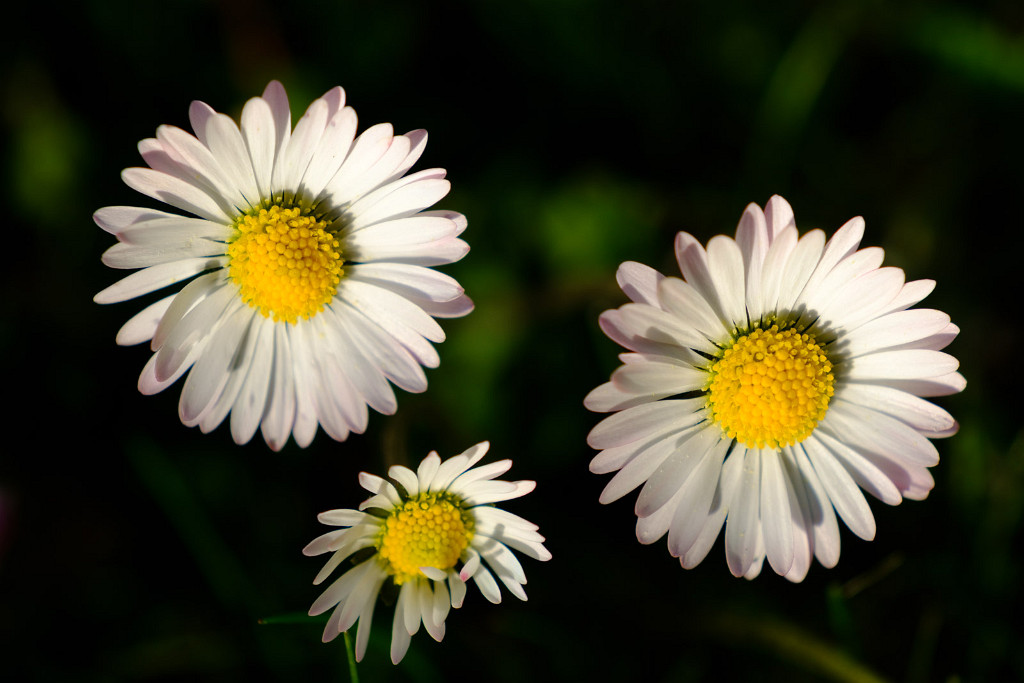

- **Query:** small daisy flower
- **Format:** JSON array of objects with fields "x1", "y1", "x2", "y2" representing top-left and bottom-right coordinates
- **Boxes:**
[
  {"x1": 303, "y1": 442, "x2": 551, "y2": 663},
  {"x1": 94, "y1": 82, "x2": 471, "y2": 450},
  {"x1": 585, "y1": 196, "x2": 963, "y2": 582}
]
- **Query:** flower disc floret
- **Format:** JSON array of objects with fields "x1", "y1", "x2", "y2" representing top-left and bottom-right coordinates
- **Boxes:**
[
  {"x1": 376, "y1": 493, "x2": 474, "y2": 585},
  {"x1": 227, "y1": 204, "x2": 343, "y2": 324},
  {"x1": 707, "y1": 325, "x2": 834, "y2": 449}
]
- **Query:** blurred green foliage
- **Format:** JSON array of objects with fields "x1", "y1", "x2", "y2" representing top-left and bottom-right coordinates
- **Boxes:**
[{"x1": 2, "y1": 0, "x2": 1022, "y2": 681}]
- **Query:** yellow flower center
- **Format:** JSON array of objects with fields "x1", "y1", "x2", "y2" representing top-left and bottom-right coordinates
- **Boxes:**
[
  {"x1": 227, "y1": 204, "x2": 343, "y2": 324},
  {"x1": 706, "y1": 325, "x2": 834, "y2": 450},
  {"x1": 375, "y1": 493, "x2": 474, "y2": 585}
]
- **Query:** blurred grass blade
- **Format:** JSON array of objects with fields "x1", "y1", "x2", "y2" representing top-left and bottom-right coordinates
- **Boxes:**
[
  {"x1": 747, "y1": 3, "x2": 860, "y2": 179},
  {"x1": 705, "y1": 612, "x2": 891, "y2": 683},
  {"x1": 908, "y1": 5, "x2": 1024, "y2": 91}
]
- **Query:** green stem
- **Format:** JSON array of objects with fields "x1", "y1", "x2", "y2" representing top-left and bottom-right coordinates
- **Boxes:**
[{"x1": 343, "y1": 631, "x2": 360, "y2": 683}]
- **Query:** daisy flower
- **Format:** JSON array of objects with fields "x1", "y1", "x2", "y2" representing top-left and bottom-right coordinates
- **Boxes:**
[
  {"x1": 585, "y1": 196, "x2": 963, "y2": 582},
  {"x1": 303, "y1": 441, "x2": 551, "y2": 663},
  {"x1": 94, "y1": 82, "x2": 471, "y2": 450}
]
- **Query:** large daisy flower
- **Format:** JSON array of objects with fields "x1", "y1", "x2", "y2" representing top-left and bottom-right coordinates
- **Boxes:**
[
  {"x1": 303, "y1": 442, "x2": 550, "y2": 663},
  {"x1": 585, "y1": 196, "x2": 963, "y2": 582},
  {"x1": 94, "y1": 82, "x2": 471, "y2": 450}
]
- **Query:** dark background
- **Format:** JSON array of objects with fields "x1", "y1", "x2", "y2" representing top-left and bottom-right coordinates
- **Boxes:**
[{"x1": 2, "y1": 0, "x2": 1022, "y2": 681}]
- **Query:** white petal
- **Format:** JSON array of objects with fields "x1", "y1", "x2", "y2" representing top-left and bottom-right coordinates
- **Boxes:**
[
  {"x1": 260, "y1": 323, "x2": 297, "y2": 451},
  {"x1": 348, "y1": 263, "x2": 463, "y2": 303},
  {"x1": 680, "y1": 445, "x2": 744, "y2": 569},
  {"x1": 587, "y1": 398, "x2": 706, "y2": 450},
  {"x1": 845, "y1": 349, "x2": 959, "y2": 381},
  {"x1": 610, "y1": 361, "x2": 705, "y2": 397},
  {"x1": 178, "y1": 301, "x2": 250, "y2": 422},
  {"x1": 803, "y1": 435, "x2": 875, "y2": 540},
  {"x1": 763, "y1": 195, "x2": 796, "y2": 239},
  {"x1": 823, "y1": 401, "x2": 939, "y2": 467},
  {"x1": 347, "y1": 171, "x2": 450, "y2": 230},
  {"x1": 121, "y1": 167, "x2": 232, "y2": 224},
  {"x1": 775, "y1": 229, "x2": 825, "y2": 312},
  {"x1": 674, "y1": 232, "x2": 727, "y2": 324},
  {"x1": 302, "y1": 105, "x2": 358, "y2": 199},
  {"x1": 240, "y1": 94, "x2": 276, "y2": 198},
  {"x1": 760, "y1": 450, "x2": 798, "y2": 576},
  {"x1": 229, "y1": 316, "x2": 275, "y2": 445},
  {"x1": 725, "y1": 448, "x2": 763, "y2": 577},
  {"x1": 116, "y1": 295, "x2": 174, "y2": 346},
  {"x1": 656, "y1": 277, "x2": 730, "y2": 343},
  {"x1": 789, "y1": 444, "x2": 841, "y2": 568},
  {"x1": 840, "y1": 309, "x2": 952, "y2": 357},
  {"x1": 616, "y1": 261, "x2": 664, "y2": 306},
  {"x1": 664, "y1": 436, "x2": 731, "y2": 556},
  {"x1": 734, "y1": 203, "x2": 769, "y2": 320},
  {"x1": 321, "y1": 122, "x2": 395, "y2": 206},
  {"x1": 635, "y1": 426, "x2": 722, "y2": 517},
  {"x1": 836, "y1": 383, "x2": 955, "y2": 433},
  {"x1": 94, "y1": 257, "x2": 224, "y2": 304}
]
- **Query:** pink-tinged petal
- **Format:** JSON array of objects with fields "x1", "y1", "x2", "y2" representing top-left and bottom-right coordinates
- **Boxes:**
[
  {"x1": 836, "y1": 383, "x2": 955, "y2": 433},
  {"x1": 803, "y1": 436, "x2": 876, "y2": 541},
  {"x1": 587, "y1": 398, "x2": 705, "y2": 450},
  {"x1": 813, "y1": 430, "x2": 902, "y2": 505},
  {"x1": 121, "y1": 167, "x2": 232, "y2": 223},
  {"x1": 261, "y1": 80, "x2": 292, "y2": 160},
  {"x1": 675, "y1": 231, "x2": 727, "y2": 323},
  {"x1": 733, "y1": 203, "x2": 768, "y2": 318},
  {"x1": 339, "y1": 278, "x2": 445, "y2": 345},
  {"x1": 880, "y1": 279, "x2": 935, "y2": 315},
  {"x1": 155, "y1": 124, "x2": 246, "y2": 211},
  {"x1": 198, "y1": 110, "x2": 262, "y2": 208},
  {"x1": 657, "y1": 276, "x2": 730, "y2": 343},
  {"x1": 823, "y1": 401, "x2": 939, "y2": 468},
  {"x1": 349, "y1": 263, "x2": 463, "y2": 304},
  {"x1": 763, "y1": 195, "x2": 795, "y2": 240},
  {"x1": 115, "y1": 295, "x2": 174, "y2": 346},
  {"x1": 869, "y1": 371, "x2": 966, "y2": 398},
  {"x1": 616, "y1": 261, "x2": 664, "y2": 306},
  {"x1": 382, "y1": 129, "x2": 429, "y2": 186}
]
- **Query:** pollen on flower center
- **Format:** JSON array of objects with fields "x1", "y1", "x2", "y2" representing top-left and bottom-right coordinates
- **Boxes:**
[
  {"x1": 375, "y1": 493, "x2": 474, "y2": 585},
  {"x1": 706, "y1": 324, "x2": 834, "y2": 450},
  {"x1": 227, "y1": 204, "x2": 343, "y2": 324}
]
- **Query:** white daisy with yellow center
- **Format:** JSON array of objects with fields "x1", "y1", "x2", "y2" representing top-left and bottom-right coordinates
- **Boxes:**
[
  {"x1": 94, "y1": 82, "x2": 472, "y2": 450},
  {"x1": 585, "y1": 196, "x2": 964, "y2": 582},
  {"x1": 304, "y1": 442, "x2": 551, "y2": 664}
]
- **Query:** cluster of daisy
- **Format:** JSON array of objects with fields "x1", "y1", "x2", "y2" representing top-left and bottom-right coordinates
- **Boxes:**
[{"x1": 95, "y1": 83, "x2": 962, "y2": 663}]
